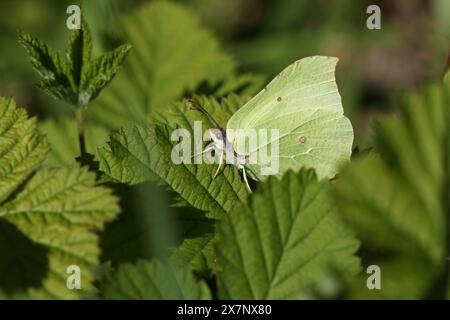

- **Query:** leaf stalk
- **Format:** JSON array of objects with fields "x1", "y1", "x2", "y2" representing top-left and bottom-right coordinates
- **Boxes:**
[{"x1": 75, "y1": 107, "x2": 87, "y2": 157}]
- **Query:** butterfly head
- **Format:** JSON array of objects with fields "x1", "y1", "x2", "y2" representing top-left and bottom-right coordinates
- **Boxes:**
[{"x1": 208, "y1": 128, "x2": 226, "y2": 151}]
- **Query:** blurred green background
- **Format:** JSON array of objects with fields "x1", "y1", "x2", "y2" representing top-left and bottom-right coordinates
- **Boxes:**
[
  {"x1": 0, "y1": 0, "x2": 449, "y2": 297},
  {"x1": 1, "y1": 0, "x2": 449, "y2": 144}
]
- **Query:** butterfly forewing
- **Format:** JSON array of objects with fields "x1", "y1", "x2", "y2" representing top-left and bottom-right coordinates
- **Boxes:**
[{"x1": 226, "y1": 56, "x2": 353, "y2": 180}]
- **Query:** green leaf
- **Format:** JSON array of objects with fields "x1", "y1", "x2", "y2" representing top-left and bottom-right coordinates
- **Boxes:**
[
  {"x1": 0, "y1": 97, "x2": 49, "y2": 203},
  {"x1": 79, "y1": 44, "x2": 132, "y2": 107},
  {"x1": 89, "y1": 1, "x2": 236, "y2": 128},
  {"x1": 19, "y1": 19, "x2": 130, "y2": 108},
  {"x1": 35, "y1": 78, "x2": 76, "y2": 105},
  {"x1": 98, "y1": 95, "x2": 248, "y2": 215},
  {"x1": 17, "y1": 31, "x2": 72, "y2": 89},
  {"x1": 98, "y1": 124, "x2": 246, "y2": 213},
  {"x1": 2, "y1": 166, "x2": 119, "y2": 299},
  {"x1": 0, "y1": 97, "x2": 120, "y2": 299},
  {"x1": 67, "y1": 19, "x2": 93, "y2": 90},
  {"x1": 216, "y1": 170, "x2": 360, "y2": 299},
  {"x1": 102, "y1": 259, "x2": 211, "y2": 299},
  {"x1": 42, "y1": 2, "x2": 251, "y2": 166},
  {"x1": 169, "y1": 211, "x2": 217, "y2": 272},
  {"x1": 98, "y1": 95, "x2": 248, "y2": 271},
  {"x1": 333, "y1": 78, "x2": 450, "y2": 299}
]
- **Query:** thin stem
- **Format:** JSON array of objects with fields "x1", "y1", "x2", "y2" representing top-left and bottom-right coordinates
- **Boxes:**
[{"x1": 75, "y1": 107, "x2": 87, "y2": 157}]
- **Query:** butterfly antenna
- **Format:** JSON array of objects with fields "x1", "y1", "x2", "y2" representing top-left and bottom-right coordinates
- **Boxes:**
[
  {"x1": 192, "y1": 143, "x2": 214, "y2": 159},
  {"x1": 187, "y1": 98, "x2": 222, "y2": 128}
]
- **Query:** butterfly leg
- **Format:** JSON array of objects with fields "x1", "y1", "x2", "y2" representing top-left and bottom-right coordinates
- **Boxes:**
[
  {"x1": 213, "y1": 150, "x2": 224, "y2": 179},
  {"x1": 242, "y1": 166, "x2": 252, "y2": 193}
]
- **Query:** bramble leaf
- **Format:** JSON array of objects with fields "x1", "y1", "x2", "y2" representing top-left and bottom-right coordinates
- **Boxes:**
[
  {"x1": 98, "y1": 125, "x2": 246, "y2": 214},
  {"x1": 18, "y1": 31, "x2": 75, "y2": 104},
  {"x1": 97, "y1": 95, "x2": 249, "y2": 270},
  {"x1": 19, "y1": 18, "x2": 130, "y2": 108},
  {"x1": 102, "y1": 259, "x2": 211, "y2": 299},
  {"x1": 0, "y1": 97, "x2": 119, "y2": 299},
  {"x1": 79, "y1": 44, "x2": 132, "y2": 107},
  {"x1": 17, "y1": 32, "x2": 71, "y2": 85},
  {"x1": 67, "y1": 19, "x2": 93, "y2": 91},
  {"x1": 98, "y1": 95, "x2": 248, "y2": 215},
  {"x1": 216, "y1": 170, "x2": 360, "y2": 299},
  {"x1": 333, "y1": 77, "x2": 450, "y2": 299},
  {"x1": 0, "y1": 97, "x2": 49, "y2": 203},
  {"x1": 2, "y1": 166, "x2": 119, "y2": 299}
]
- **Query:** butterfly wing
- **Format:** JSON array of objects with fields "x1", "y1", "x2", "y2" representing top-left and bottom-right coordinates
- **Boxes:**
[{"x1": 226, "y1": 56, "x2": 353, "y2": 180}]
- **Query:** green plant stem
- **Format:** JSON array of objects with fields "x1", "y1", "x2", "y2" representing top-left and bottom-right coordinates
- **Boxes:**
[{"x1": 75, "y1": 107, "x2": 87, "y2": 157}]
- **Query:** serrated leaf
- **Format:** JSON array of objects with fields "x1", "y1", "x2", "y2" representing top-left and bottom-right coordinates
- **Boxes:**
[
  {"x1": 35, "y1": 78, "x2": 76, "y2": 104},
  {"x1": 333, "y1": 79, "x2": 450, "y2": 299},
  {"x1": 0, "y1": 97, "x2": 119, "y2": 299},
  {"x1": 89, "y1": 1, "x2": 236, "y2": 128},
  {"x1": 0, "y1": 97, "x2": 49, "y2": 203},
  {"x1": 102, "y1": 259, "x2": 211, "y2": 299},
  {"x1": 216, "y1": 170, "x2": 360, "y2": 299},
  {"x1": 98, "y1": 95, "x2": 248, "y2": 271},
  {"x1": 79, "y1": 44, "x2": 131, "y2": 107},
  {"x1": 98, "y1": 124, "x2": 246, "y2": 215},
  {"x1": 1, "y1": 166, "x2": 119, "y2": 299},
  {"x1": 169, "y1": 210, "x2": 217, "y2": 272},
  {"x1": 67, "y1": 19, "x2": 93, "y2": 90},
  {"x1": 19, "y1": 19, "x2": 129, "y2": 108},
  {"x1": 18, "y1": 31, "x2": 72, "y2": 90}
]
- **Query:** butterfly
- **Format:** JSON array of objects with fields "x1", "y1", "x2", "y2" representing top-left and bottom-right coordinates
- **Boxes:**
[{"x1": 188, "y1": 56, "x2": 353, "y2": 192}]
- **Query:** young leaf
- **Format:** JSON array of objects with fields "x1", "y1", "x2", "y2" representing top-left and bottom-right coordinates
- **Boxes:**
[
  {"x1": 18, "y1": 32, "x2": 75, "y2": 104},
  {"x1": 333, "y1": 77, "x2": 450, "y2": 299},
  {"x1": 102, "y1": 259, "x2": 211, "y2": 299},
  {"x1": 79, "y1": 44, "x2": 132, "y2": 107},
  {"x1": 216, "y1": 170, "x2": 360, "y2": 299},
  {"x1": 35, "y1": 78, "x2": 76, "y2": 104},
  {"x1": 17, "y1": 32, "x2": 71, "y2": 85},
  {"x1": 19, "y1": 18, "x2": 130, "y2": 108},
  {"x1": 67, "y1": 19, "x2": 93, "y2": 90}
]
